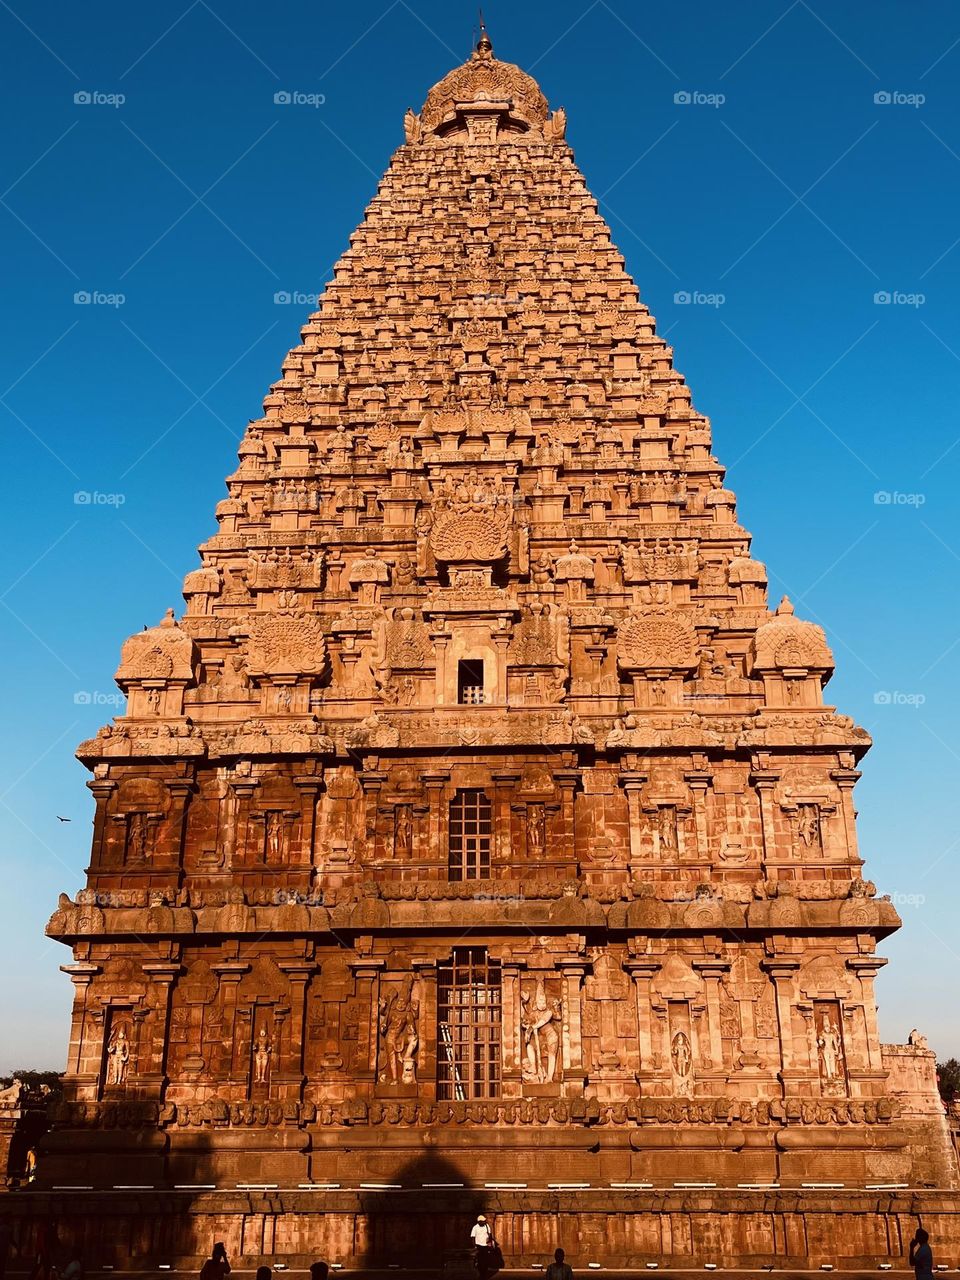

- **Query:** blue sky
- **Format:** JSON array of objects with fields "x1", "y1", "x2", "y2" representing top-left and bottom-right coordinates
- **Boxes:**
[{"x1": 2, "y1": 0, "x2": 959, "y2": 1071}]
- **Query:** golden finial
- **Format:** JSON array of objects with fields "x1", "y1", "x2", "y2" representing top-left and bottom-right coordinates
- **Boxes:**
[{"x1": 476, "y1": 10, "x2": 493, "y2": 57}]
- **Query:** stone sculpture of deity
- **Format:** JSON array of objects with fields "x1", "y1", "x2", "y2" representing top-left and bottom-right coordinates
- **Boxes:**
[
  {"x1": 379, "y1": 974, "x2": 420, "y2": 1084},
  {"x1": 520, "y1": 979, "x2": 562, "y2": 1084},
  {"x1": 254, "y1": 1027, "x2": 272, "y2": 1084},
  {"x1": 106, "y1": 1025, "x2": 130, "y2": 1086}
]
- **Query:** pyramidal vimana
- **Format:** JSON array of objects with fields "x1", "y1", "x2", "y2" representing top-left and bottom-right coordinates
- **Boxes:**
[{"x1": 28, "y1": 26, "x2": 955, "y2": 1271}]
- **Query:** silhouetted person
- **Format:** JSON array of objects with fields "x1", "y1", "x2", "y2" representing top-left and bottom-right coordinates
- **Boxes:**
[
  {"x1": 200, "y1": 1242, "x2": 231, "y2": 1280},
  {"x1": 546, "y1": 1249, "x2": 573, "y2": 1280},
  {"x1": 310, "y1": 1263, "x2": 329, "y2": 1280},
  {"x1": 910, "y1": 1229, "x2": 934, "y2": 1280},
  {"x1": 255, "y1": 1268, "x2": 271, "y2": 1280},
  {"x1": 61, "y1": 1257, "x2": 83, "y2": 1280},
  {"x1": 0, "y1": 1223, "x2": 19, "y2": 1280},
  {"x1": 28, "y1": 1218, "x2": 57, "y2": 1280}
]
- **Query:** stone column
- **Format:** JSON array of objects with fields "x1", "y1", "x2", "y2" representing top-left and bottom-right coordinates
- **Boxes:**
[
  {"x1": 619, "y1": 768, "x2": 649, "y2": 873},
  {"x1": 212, "y1": 963, "x2": 250, "y2": 1085},
  {"x1": 412, "y1": 959, "x2": 436, "y2": 1093},
  {"x1": 554, "y1": 767, "x2": 579, "y2": 868},
  {"x1": 162, "y1": 779, "x2": 194, "y2": 865},
  {"x1": 421, "y1": 771, "x2": 450, "y2": 874},
  {"x1": 752, "y1": 768, "x2": 781, "y2": 874},
  {"x1": 218, "y1": 767, "x2": 239, "y2": 869},
  {"x1": 432, "y1": 631, "x2": 450, "y2": 706},
  {"x1": 87, "y1": 778, "x2": 115, "y2": 869},
  {"x1": 831, "y1": 764, "x2": 863, "y2": 866},
  {"x1": 141, "y1": 962, "x2": 182, "y2": 1097},
  {"x1": 492, "y1": 770, "x2": 520, "y2": 871},
  {"x1": 556, "y1": 957, "x2": 587, "y2": 1095},
  {"x1": 500, "y1": 960, "x2": 527, "y2": 1099},
  {"x1": 761, "y1": 958, "x2": 801, "y2": 1093},
  {"x1": 358, "y1": 769, "x2": 387, "y2": 860},
  {"x1": 232, "y1": 778, "x2": 258, "y2": 867},
  {"x1": 685, "y1": 769, "x2": 712, "y2": 861},
  {"x1": 847, "y1": 957, "x2": 888, "y2": 1075},
  {"x1": 278, "y1": 962, "x2": 319, "y2": 1098},
  {"x1": 60, "y1": 962, "x2": 101, "y2": 1097},
  {"x1": 624, "y1": 961, "x2": 661, "y2": 1087},
  {"x1": 692, "y1": 960, "x2": 730, "y2": 1076},
  {"x1": 293, "y1": 777, "x2": 321, "y2": 870},
  {"x1": 349, "y1": 958, "x2": 386, "y2": 1087}
]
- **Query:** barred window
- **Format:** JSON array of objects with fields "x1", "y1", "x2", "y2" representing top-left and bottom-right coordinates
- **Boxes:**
[
  {"x1": 458, "y1": 658, "x2": 485, "y2": 704},
  {"x1": 437, "y1": 947, "x2": 501, "y2": 1100},
  {"x1": 448, "y1": 788, "x2": 492, "y2": 880}
]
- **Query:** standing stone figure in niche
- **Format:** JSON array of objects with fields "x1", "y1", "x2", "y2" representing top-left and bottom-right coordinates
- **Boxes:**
[
  {"x1": 817, "y1": 1016, "x2": 845, "y2": 1090},
  {"x1": 379, "y1": 974, "x2": 420, "y2": 1084},
  {"x1": 106, "y1": 1025, "x2": 130, "y2": 1086},
  {"x1": 127, "y1": 813, "x2": 147, "y2": 862},
  {"x1": 671, "y1": 1030, "x2": 692, "y2": 1080},
  {"x1": 527, "y1": 805, "x2": 545, "y2": 853},
  {"x1": 265, "y1": 811, "x2": 285, "y2": 862},
  {"x1": 254, "y1": 1027, "x2": 272, "y2": 1084},
  {"x1": 657, "y1": 807, "x2": 678, "y2": 851},
  {"x1": 394, "y1": 806, "x2": 413, "y2": 855},
  {"x1": 520, "y1": 980, "x2": 562, "y2": 1084},
  {"x1": 797, "y1": 805, "x2": 820, "y2": 849}
]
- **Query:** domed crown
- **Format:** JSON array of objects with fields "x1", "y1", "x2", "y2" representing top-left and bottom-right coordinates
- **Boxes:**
[
  {"x1": 750, "y1": 596, "x2": 834, "y2": 674},
  {"x1": 412, "y1": 27, "x2": 563, "y2": 144}
]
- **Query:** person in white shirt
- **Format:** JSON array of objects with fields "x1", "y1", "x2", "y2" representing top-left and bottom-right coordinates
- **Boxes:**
[{"x1": 470, "y1": 1216, "x2": 496, "y2": 1277}]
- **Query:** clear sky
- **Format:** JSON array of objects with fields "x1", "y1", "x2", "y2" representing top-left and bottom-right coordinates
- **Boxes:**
[{"x1": 2, "y1": 0, "x2": 959, "y2": 1072}]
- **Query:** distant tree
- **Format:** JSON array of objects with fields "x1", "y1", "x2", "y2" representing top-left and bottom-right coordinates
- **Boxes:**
[
  {"x1": 937, "y1": 1058, "x2": 960, "y2": 1104},
  {"x1": 0, "y1": 1070, "x2": 62, "y2": 1096}
]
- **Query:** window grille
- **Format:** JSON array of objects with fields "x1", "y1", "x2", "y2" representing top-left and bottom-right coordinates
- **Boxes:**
[
  {"x1": 437, "y1": 947, "x2": 501, "y2": 1100},
  {"x1": 458, "y1": 658, "x2": 486, "y2": 704},
  {"x1": 448, "y1": 788, "x2": 492, "y2": 880}
]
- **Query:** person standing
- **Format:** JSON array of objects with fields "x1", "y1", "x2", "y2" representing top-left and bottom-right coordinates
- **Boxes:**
[
  {"x1": 910, "y1": 1228, "x2": 934, "y2": 1280},
  {"x1": 200, "y1": 1242, "x2": 231, "y2": 1280},
  {"x1": 546, "y1": 1248, "x2": 573, "y2": 1280},
  {"x1": 470, "y1": 1215, "x2": 496, "y2": 1279}
]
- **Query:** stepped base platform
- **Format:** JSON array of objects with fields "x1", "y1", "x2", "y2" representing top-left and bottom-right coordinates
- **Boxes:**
[{"x1": 3, "y1": 1189, "x2": 960, "y2": 1271}]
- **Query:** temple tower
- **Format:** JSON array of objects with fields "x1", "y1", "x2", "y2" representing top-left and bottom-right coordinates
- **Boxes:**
[{"x1": 39, "y1": 28, "x2": 954, "y2": 1265}]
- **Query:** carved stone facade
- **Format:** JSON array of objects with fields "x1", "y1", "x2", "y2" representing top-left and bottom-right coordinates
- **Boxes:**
[{"x1": 34, "y1": 27, "x2": 955, "y2": 1264}]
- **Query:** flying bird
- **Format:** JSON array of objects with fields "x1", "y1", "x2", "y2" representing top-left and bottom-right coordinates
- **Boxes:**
[{"x1": 56, "y1": 816, "x2": 71, "y2": 823}]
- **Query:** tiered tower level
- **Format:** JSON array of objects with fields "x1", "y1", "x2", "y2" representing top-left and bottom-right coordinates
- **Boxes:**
[{"x1": 41, "y1": 31, "x2": 955, "y2": 1249}]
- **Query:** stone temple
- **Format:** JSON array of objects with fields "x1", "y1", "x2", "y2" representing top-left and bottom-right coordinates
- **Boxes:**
[{"x1": 21, "y1": 27, "x2": 959, "y2": 1270}]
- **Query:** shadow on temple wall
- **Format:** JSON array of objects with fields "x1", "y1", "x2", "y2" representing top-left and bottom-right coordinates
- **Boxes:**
[
  {"x1": 11, "y1": 1124, "x2": 220, "y2": 1270},
  {"x1": 358, "y1": 1152, "x2": 489, "y2": 1273}
]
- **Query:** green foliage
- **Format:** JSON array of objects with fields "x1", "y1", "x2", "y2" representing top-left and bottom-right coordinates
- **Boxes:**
[
  {"x1": 0, "y1": 1070, "x2": 62, "y2": 1095},
  {"x1": 937, "y1": 1058, "x2": 960, "y2": 1103}
]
